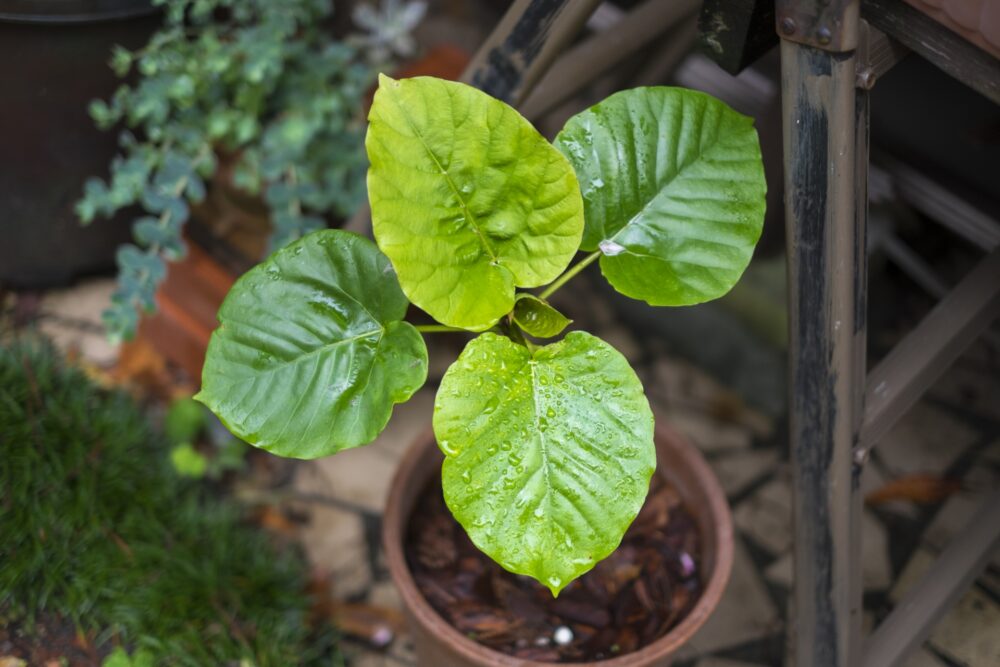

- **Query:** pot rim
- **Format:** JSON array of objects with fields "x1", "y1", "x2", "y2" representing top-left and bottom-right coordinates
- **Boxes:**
[{"x1": 383, "y1": 420, "x2": 734, "y2": 667}]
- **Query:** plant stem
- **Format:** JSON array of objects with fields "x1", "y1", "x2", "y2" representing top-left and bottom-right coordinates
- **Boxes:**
[
  {"x1": 287, "y1": 166, "x2": 301, "y2": 216},
  {"x1": 539, "y1": 250, "x2": 601, "y2": 300},
  {"x1": 506, "y1": 322, "x2": 537, "y2": 354},
  {"x1": 415, "y1": 324, "x2": 465, "y2": 333},
  {"x1": 130, "y1": 146, "x2": 211, "y2": 310}
]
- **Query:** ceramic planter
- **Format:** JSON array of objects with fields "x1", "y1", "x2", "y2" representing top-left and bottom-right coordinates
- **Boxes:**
[
  {"x1": 0, "y1": 3, "x2": 160, "y2": 287},
  {"x1": 383, "y1": 422, "x2": 734, "y2": 667}
]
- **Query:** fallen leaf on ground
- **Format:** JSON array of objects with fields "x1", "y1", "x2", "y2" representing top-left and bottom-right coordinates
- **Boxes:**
[
  {"x1": 111, "y1": 338, "x2": 171, "y2": 397},
  {"x1": 331, "y1": 602, "x2": 406, "y2": 647},
  {"x1": 254, "y1": 505, "x2": 299, "y2": 538},
  {"x1": 865, "y1": 473, "x2": 963, "y2": 506}
]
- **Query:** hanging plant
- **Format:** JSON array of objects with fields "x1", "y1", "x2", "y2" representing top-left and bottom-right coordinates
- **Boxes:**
[{"x1": 77, "y1": 0, "x2": 425, "y2": 342}]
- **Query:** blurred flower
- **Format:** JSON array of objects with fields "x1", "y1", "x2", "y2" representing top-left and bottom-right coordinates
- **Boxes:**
[{"x1": 353, "y1": 0, "x2": 428, "y2": 63}]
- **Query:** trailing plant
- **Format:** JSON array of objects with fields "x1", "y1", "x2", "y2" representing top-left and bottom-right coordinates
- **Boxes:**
[
  {"x1": 165, "y1": 396, "x2": 247, "y2": 478},
  {"x1": 77, "y1": 0, "x2": 424, "y2": 343},
  {"x1": 198, "y1": 75, "x2": 766, "y2": 596}
]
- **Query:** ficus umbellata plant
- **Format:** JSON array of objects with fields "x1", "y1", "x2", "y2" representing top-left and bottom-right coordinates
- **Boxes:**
[{"x1": 197, "y1": 74, "x2": 766, "y2": 596}]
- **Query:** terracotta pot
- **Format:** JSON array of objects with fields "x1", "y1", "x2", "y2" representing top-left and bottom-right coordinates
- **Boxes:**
[
  {"x1": 383, "y1": 422, "x2": 734, "y2": 667},
  {"x1": 137, "y1": 239, "x2": 235, "y2": 381}
]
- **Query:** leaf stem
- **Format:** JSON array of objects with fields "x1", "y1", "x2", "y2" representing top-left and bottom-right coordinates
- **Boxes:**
[
  {"x1": 539, "y1": 250, "x2": 601, "y2": 300},
  {"x1": 415, "y1": 324, "x2": 465, "y2": 333},
  {"x1": 287, "y1": 166, "x2": 301, "y2": 216}
]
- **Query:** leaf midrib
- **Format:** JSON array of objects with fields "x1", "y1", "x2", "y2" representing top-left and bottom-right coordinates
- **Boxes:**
[
  {"x1": 528, "y1": 358, "x2": 553, "y2": 545},
  {"x1": 390, "y1": 89, "x2": 499, "y2": 262},
  {"x1": 607, "y1": 116, "x2": 737, "y2": 245},
  {"x1": 230, "y1": 326, "x2": 385, "y2": 380}
]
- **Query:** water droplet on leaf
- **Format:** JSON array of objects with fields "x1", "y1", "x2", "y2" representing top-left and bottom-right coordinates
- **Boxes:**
[{"x1": 599, "y1": 239, "x2": 626, "y2": 256}]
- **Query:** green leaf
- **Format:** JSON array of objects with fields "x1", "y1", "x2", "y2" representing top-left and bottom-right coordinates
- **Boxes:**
[
  {"x1": 165, "y1": 397, "x2": 206, "y2": 444},
  {"x1": 102, "y1": 647, "x2": 153, "y2": 667},
  {"x1": 89, "y1": 99, "x2": 116, "y2": 129},
  {"x1": 196, "y1": 229, "x2": 427, "y2": 459},
  {"x1": 116, "y1": 245, "x2": 166, "y2": 284},
  {"x1": 434, "y1": 331, "x2": 655, "y2": 595},
  {"x1": 141, "y1": 186, "x2": 189, "y2": 224},
  {"x1": 154, "y1": 152, "x2": 193, "y2": 190},
  {"x1": 170, "y1": 442, "x2": 208, "y2": 478},
  {"x1": 511, "y1": 294, "x2": 571, "y2": 339},
  {"x1": 555, "y1": 87, "x2": 766, "y2": 306},
  {"x1": 109, "y1": 44, "x2": 133, "y2": 77},
  {"x1": 102, "y1": 648, "x2": 131, "y2": 667},
  {"x1": 211, "y1": 438, "x2": 247, "y2": 476},
  {"x1": 367, "y1": 75, "x2": 584, "y2": 331},
  {"x1": 131, "y1": 650, "x2": 155, "y2": 667},
  {"x1": 102, "y1": 301, "x2": 140, "y2": 344}
]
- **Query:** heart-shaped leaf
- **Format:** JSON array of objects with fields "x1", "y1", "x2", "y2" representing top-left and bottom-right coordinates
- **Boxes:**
[
  {"x1": 512, "y1": 294, "x2": 571, "y2": 338},
  {"x1": 367, "y1": 75, "x2": 584, "y2": 331},
  {"x1": 434, "y1": 331, "x2": 655, "y2": 595},
  {"x1": 197, "y1": 230, "x2": 427, "y2": 459},
  {"x1": 555, "y1": 87, "x2": 766, "y2": 306}
]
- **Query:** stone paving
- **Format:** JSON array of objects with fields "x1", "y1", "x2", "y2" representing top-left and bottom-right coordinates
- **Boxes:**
[{"x1": 16, "y1": 276, "x2": 1000, "y2": 667}]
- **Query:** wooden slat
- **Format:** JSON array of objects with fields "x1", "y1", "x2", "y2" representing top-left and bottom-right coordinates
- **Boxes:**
[
  {"x1": 862, "y1": 0, "x2": 1000, "y2": 104},
  {"x1": 862, "y1": 490, "x2": 1000, "y2": 667},
  {"x1": 859, "y1": 247, "x2": 1000, "y2": 451}
]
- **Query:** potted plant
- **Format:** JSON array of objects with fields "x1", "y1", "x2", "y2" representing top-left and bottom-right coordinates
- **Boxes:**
[
  {"x1": 197, "y1": 74, "x2": 765, "y2": 664},
  {"x1": 76, "y1": 0, "x2": 425, "y2": 342}
]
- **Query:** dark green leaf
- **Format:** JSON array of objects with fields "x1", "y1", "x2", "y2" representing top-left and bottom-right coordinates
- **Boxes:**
[
  {"x1": 109, "y1": 45, "x2": 134, "y2": 77},
  {"x1": 142, "y1": 186, "x2": 190, "y2": 224},
  {"x1": 185, "y1": 173, "x2": 206, "y2": 203},
  {"x1": 197, "y1": 230, "x2": 427, "y2": 459},
  {"x1": 102, "y1": 301, "x2": 140, "y2": 343},
  {"x1": 116, "y1": 244, "x2": 166, "y2": 283},
  {"x1": 555, "y1": 87, "x2": 766, "y2": 306}
]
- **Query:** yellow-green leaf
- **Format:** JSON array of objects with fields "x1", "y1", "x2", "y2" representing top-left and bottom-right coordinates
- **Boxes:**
[
  {"x1": 511, "y1": 294, "x2": 571, "y2": 338},
  {"x1": 367, "y1": 75, "x2": 584, "y2": 330}
]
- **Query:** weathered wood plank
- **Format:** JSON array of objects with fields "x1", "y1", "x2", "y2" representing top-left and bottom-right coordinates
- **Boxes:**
[{"x1": 862, "y1": 0, "x2": 1000, "y2": 103}]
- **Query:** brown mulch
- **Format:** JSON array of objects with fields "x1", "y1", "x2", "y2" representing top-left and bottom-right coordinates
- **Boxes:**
[
  {"x1": 0, "y1": 610, "x2": 109, "y2": 667},
  {"x1": 406, "y1": 474, "x2": 703, "y2": 662}
]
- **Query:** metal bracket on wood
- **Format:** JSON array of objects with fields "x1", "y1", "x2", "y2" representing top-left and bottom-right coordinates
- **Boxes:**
[
  {"x1": 855, "y1": 19, "x2": 908, "y2": 89},
  {"x1": 862, "y1": 0, "x2": 1000, "y2": 104},
  {"x1": 776, "y1": 0, "x2": 860, "y2": 52}
]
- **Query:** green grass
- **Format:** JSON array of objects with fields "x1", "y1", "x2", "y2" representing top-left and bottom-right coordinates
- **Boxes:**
[{"x1": 0, "y1": 338, "x2": 338, "y2": 666}]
